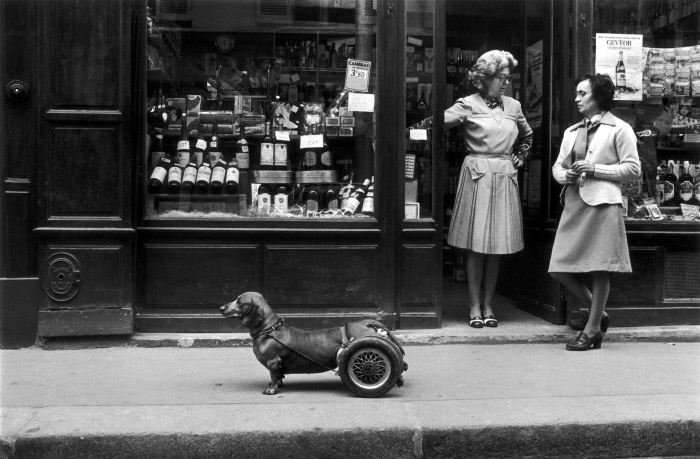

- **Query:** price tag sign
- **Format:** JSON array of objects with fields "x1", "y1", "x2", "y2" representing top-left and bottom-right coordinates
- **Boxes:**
[
  {"x1": 299, "y1": 134, "x2": 324, "y2": 150},
  {"x1": 275, "y1": 131, "x2": 290, "y2": 141},
  {"x1": 409, "y1": 129, "x2": 428, "y2": 141},
  {"x1": 345, "y1": 59, "x2": 371, "y2": 92},
  {"x1": 681, "y1": 203, "x2": 700, "y2": 218},
  {"x1": 348, "y1": 93, "x2": 375, "y2": 113}
]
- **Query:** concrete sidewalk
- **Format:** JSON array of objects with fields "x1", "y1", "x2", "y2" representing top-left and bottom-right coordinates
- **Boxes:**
[{"x1": 2, "y1": 343, "x2": 699, "y2": 458}]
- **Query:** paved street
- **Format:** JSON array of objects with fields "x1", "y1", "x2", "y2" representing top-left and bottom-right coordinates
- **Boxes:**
[{"x1": 2, "y1": 342, "x2": 699, "y2": 457}]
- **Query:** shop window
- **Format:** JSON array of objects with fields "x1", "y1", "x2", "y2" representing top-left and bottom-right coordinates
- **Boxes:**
[
  {"x1": 144, "y1": 0, "x2": 377, "y2": 220},
  {"x1": 593, "y1": 0, "x2": 700, "y2": 222}
]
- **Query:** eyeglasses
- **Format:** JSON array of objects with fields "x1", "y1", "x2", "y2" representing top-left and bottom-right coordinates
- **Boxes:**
[{"x1": 496, "y1": 74, "x2": 512, "y2": 83}]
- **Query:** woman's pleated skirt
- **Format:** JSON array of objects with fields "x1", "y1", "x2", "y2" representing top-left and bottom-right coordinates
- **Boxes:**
[{"x1": 447, "y1": 155, "x2": 524, "y2": 254}]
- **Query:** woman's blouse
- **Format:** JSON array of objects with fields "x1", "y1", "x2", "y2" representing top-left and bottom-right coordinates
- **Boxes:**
[{"x1": 445, "y1": 94, "x2": 533, "y2": 155}]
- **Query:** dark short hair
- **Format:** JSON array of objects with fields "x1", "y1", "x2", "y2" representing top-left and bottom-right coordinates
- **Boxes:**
[{"x1": 575, "y1": 73, "x2": 615, "y2": 111}]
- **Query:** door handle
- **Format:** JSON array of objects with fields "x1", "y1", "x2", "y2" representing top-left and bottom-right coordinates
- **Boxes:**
[{"x1": 5, "y1": 80, "x2": 30, "y2": 102}]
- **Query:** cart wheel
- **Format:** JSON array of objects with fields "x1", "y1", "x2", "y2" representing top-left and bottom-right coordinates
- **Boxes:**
[{"x1": 338, "y1": 336, "x2": 404, "y2": 398}]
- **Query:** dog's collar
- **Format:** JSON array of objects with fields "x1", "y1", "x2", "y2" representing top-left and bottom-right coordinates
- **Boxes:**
[{"x1": 252, "y1": 318, "x2": 285, "y2": 339}]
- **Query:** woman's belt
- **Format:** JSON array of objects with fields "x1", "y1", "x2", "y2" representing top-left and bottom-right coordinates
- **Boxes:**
[{"x1": 467, "y1": 152, "x2": 511, "y2": 160}]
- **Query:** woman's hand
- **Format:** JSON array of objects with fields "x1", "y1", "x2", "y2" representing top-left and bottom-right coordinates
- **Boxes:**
[
  {"x1": 565, "y1": 169, "x2": 580, "y2": 184},
  {"x1": 572, "y1": 160, "x2": 595, "y2": 176},
  {"x1": 511, "y1": 154, "x2": 525, "y2": 169}
]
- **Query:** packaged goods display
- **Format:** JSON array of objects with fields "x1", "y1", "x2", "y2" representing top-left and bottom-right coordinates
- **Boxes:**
[{"x1": 144, "y1": 6, "x2": 377, "y2": 220}]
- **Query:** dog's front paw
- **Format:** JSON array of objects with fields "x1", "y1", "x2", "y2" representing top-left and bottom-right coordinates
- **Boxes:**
[{"x1": 263, "y1": 387, "x2": 277, "y2": 395}]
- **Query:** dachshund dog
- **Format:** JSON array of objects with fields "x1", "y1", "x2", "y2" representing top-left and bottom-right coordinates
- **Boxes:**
[{"x1": 220, "y1": 292, "x2": 404, "y2": 395}]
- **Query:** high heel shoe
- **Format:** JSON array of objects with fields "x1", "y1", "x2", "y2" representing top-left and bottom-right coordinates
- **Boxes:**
[{"x1": 565, "y1": 331, "x2": 604, "y2": 351}]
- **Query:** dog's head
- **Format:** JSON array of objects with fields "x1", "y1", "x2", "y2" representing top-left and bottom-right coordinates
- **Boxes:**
[{"x1": 220, "y1": 292, "x2": 271, "y2": 330}]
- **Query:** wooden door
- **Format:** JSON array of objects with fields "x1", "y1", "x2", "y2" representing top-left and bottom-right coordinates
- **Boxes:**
[{"x1": 34, "y1": 0, "x2": 136, "y2": 337}]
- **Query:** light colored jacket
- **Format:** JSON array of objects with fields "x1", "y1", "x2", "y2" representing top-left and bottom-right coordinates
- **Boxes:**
[{"x1": 553, "y1": 112, "x2": 641, "y2": 206}]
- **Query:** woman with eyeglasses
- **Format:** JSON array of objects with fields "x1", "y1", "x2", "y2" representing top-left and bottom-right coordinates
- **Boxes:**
[
  {"x1": 549, "y1": 73, "x2": 640, "y2": 350},
  {"x1": 418, "y1": 50, "x2": 533, "y2": 328}
]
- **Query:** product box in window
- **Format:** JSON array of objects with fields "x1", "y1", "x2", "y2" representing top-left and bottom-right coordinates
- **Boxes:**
[
  {"x1": 272, "y1": 102, "x2": 304, "y2": 135},
  {"x1": 303, "y1": 103, "x2": 325, "y2": 134},
  {"x1": 165, "y1": 98, "x2": 186, "y2": 132}
]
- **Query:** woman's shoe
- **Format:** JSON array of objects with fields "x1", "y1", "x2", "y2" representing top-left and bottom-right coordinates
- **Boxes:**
[
  {"x1": 565, "y1": 331, "x2": 604, "y2": 351},
  {"x1": 469, "y1": 316, "x2": 484, "y2": 328},
  {"x1": 483, "y1": 315, "x2": 498, "y2": 328},
  {"x1": 601, "y1": 312, "x2": 610, "y2": 333}
]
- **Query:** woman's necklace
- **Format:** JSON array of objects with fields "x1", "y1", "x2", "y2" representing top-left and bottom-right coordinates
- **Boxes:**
[{"x1": 481, "y1": 94, "x2": 503, "y2": 110}]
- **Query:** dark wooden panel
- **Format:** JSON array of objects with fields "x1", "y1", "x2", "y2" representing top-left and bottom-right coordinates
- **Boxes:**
[
  {"x1": 3, "y1": 191, "x2": 32, "y2": 277},
  {"x1": 142, "y1": 245, "x2": 260, "y2": 307},
  {"x1": 265, "y1": 245, "x2": 378, "y2": 306},
  {"x1": 664, "y1": 251, "x2": 700, "y2": 300},
  {"x1": 402, "y1": 245, "x2": 435, "y2": 305},
  {"x1": 45, "y1": 0, "x2": 121, "y2": 108},
  {"x1": 0, "y1": 278, "x2": 40, "y2": 348},
  {"x1": 2, "y1": 0, "x2": 37, "y2": 179},
  {"x1": 38, "y1": 308, "x2": 132, "y2": 337},
  {"x1": 41, "y1": 244, "x2": 131, "y2": 310},
  {"x1": 47, "y1": 126, "x2": 121, "y2": 219},
  {"x1": 609, "y1": 247, "x2": 660, "y2": 306}
]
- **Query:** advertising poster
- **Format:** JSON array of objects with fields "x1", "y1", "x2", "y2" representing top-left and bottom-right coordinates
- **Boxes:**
[
  {"x1": 595, "y1": 33, "x2": 643, "y2": 101},
  {"x1": 525, "y1": 40, "x2": 543, "y2": 129}
]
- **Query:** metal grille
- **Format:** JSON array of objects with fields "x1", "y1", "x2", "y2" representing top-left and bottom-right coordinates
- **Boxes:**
[{"x1": 664, "y1": 252, "x2": 700, "y2": 300}]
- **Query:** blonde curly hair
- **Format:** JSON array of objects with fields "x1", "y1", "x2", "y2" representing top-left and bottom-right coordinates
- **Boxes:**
[{"x1": 467, "y1": 50, "x2": 518, "y2": 91}]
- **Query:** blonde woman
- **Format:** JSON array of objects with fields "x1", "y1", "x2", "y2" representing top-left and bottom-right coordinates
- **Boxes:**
[{"x1": 424, "y1": 50, "x2": 533, "y2": 327}]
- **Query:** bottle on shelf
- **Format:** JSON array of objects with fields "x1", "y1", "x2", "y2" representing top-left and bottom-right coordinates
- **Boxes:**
[
  {"x1": 274, "y1": 184, "x2": 289, "y2": 212},
  {"x1": 224, "y1": 159, "x2": 240, "y2": 194},
  {"x1": 207, "y1": 127, "x2": 222, "y2": 164},
  {"x1": 417, "y1": 91, "x2": 427, "y2": 111},
  {"x1": 236, "y1": 123, "x2": 250, "y2": 170},
  {"x1": 257, "y1": 184, "x2": 272, "y2": 214},
  {"x1": 615, "y1": 51, "x2": 626, "y2": 90},
  {"x1": 176, "y1": 135, "x2": 191, "y2": 167},
  {"x1": 329, "y1": 43, "x2": 338, "y2": 68},
  {"x1": 361, "y1": 176, "x2": 375, "y2": 216},
  {"x1": 342, "y1": 178, "x2": 370, "y2": 214},
  {"x1": 148, "y1": 156, "x2": 171, "y2": 193},
  {"x1": 678, "y1": 161, "x2": 694, "y2": 204},
  {"x1": 325, "y1": 187, "x2": 338, "y2": 211},
  {"x1": 150, "y1": 133, "x2": 165, "y2": 169},
  {"x1": 662, "y1": 160, "x2": 678, "y2": 205},
  {"x1": 302, "y1": 144, "x2": 318, "y2": 171},
  {"x1": 193, "y1": 133, "x2": 207, "y2": 166},
  {"x1": 654, "y1": 166, "x2": 664, "y2": 204},
  {"x1": 167, "y1": 160, "x2": 183, "y2": 193},
  {"x1": 259, "y1": 122, "x2": 274, "y2": 170},
  {"x1": 210, "y1": 159, "x2": 227, "y2": 193},
  {"x1": 182, "y1": 160, "x2": 198, "y2": 192},
  {"x1": 320, "y1": 139, "x2": 334, "y2": 170},
  {"x1": 195, "y1": 160, "x2": 213, "y2": 192},
  {"x1": 273, "y1": 130, "x2": 289, "y2": 170},
  {"x1": 305, "y1": 186, "x2": 320, "y2": 213},
  {"x1": 307, "y1": 42, "x2": 316, "y2": 68},
  {"x1": 339, "y1": 173, "x2": 355, "y2": 208}
]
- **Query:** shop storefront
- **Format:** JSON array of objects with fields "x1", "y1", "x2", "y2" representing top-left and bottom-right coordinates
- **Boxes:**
[{"x1": 1, "y1": 0, "x2": 698, "y2": 347}]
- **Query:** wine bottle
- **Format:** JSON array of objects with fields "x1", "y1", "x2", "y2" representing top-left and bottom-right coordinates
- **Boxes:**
[
  {"x1": 340, "y1": 174, "x2": 355, "y2": 208},
  {"x1": 210, "y1": 159, "x2": 227, "y2": 192},
  {"x1": 196, "y1": 160, "x2": 213, "y2": 191},
  {"x1": 150, "y1": 133, "x2": 166, "y2": 169},
  {"x1": 257, "y1": 184, "x2": 272, "y2": 214},
  {"x1": 306, "y1": 186, "x2": 320, "y2": 213},
  {"x1": 148, "y1": 156, "x2": 171, "y2": 193},
  {"x1": 193, "y1": 134, "x2": 207, "y2": 166},
  {"x1": 167, "y1": 161, "x2": 183, "y2": 192},
  {"x1": 207, "y1": 129, "x2": 222, "y2": 164},
  {"x1": 325, "y1": 187, "x2": 338, "y2": 210},
  {"x1": 361, "y1": 176, "x2": 375, "y2": 216},
  {"x1": 654, "y1": 166, "x2": 664, "y2": 204},
  {"x1": 663, "y1": 160, "x2": 678, "y2": 205},
  {"x1": 329, "y1": 42, "x2": 338, "y2": 68},
  {"x1": 417, "y1": 91, "x2": 427, "y2": 111},
  {"x1": 693, "y1": 163, "x2": 700, "y2": 205},
  {"x1": 224, "y1": 159, "x2": 240, "y2": 193},
  {"x1": 260, "y1": 122, "x2": 274, "y2": 170},
  {"x1": 320, "y1": 140, "x2": 334, "y2": 170},
  {"x1": 176, "y1": 138, "x2": 191, "y2": 167},
  {"x1": 182, "y1": 160, "x2": 198, "y2": 192},
  {"x1": 678, "y1": 161, "x2": 694, "y2": 204},
  {"x1": 236, "y1": 124, "x2": 250, "y2": 170},
  {"x1": 302, "y1": 145, "x2": 318, "y2": 171},
  {"x1": 615, "y1": 51, "x2": 626, "y2": 90},
  {"x1": 273, "y1": 130, "x2": 289, "y2": 170},
  {"x1": 274, "y1": 184, "x2": 289, "y2": 212},
  {"x1": 342, "y1": 178, "x2": 370, "y2": 214}
]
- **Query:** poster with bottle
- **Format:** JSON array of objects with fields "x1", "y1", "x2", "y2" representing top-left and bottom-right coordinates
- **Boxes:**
[
  {"x1": 595, "y1": 34, "x2": 643, "y2": 101},
  {"x1": 524, "y1": 41, "x2": 543, "y2": 129}
]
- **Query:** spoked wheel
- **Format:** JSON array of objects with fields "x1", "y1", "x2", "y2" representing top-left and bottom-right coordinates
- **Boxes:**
[{"x1": 338, "y1": 336, "x2": 404, "y2": 398}]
